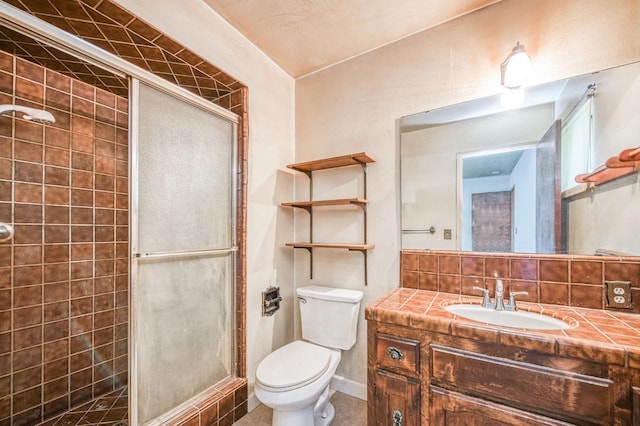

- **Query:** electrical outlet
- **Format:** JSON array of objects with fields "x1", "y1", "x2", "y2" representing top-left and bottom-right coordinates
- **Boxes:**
[
  {"x1": 443, "y1": 229, "x2": 452, "y2": 240},
  {"x1": 605, "y1": 281, "x2": 632, "y2": 309}
]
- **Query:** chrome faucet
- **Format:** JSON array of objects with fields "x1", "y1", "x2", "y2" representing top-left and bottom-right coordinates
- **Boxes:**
[
  {"x1": 473, "y1": 279, "x2": 528, "y2": 311},
  {"x1": 506, "y1": 291, "x2": 529, "y2": 311},
  {"x1": 494, "y1": 279, "x2": 505, "y2": 311},
  {"x1": 472, "y1": 286, "x2": 494, "y2": 309}
]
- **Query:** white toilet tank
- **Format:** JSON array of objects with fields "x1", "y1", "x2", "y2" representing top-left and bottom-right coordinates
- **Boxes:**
[{"x1": 297, "y1": 285, "x2": 363, "y2": 350}]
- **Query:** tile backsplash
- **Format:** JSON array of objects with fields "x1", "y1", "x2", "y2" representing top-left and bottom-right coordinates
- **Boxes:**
[{"x1": 400, "y1": 250, "x2": 640, "y2": 313}]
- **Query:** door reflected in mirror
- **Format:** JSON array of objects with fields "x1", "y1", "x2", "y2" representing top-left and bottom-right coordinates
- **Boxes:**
[
  {"x1": 401, "y1": 61, "x2": 640, "y2": 256},
  {"x1": 460, "y1": 146, "x2": 536, "y2": 253}
]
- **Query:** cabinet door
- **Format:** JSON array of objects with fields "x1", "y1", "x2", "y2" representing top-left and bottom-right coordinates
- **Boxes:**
[
  {"x1": 430, "y1": 386, "x2": 575, "y2": 426},
  {"x1": 374, "y1": 369, "x2": 420, "y2": 426}
]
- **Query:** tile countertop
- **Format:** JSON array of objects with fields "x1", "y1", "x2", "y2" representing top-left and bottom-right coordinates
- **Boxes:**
[{"x1": 365, "y1": 288, "x2": 640, "y2": 367}]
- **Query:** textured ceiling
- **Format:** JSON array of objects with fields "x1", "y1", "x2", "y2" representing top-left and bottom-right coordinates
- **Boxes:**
[{"x1": 204, "y1": 0, "x2": 501, "y2": 78}]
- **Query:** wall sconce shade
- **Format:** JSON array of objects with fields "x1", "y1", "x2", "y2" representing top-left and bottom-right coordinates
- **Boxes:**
[{"x1": 501, "y1": 42, "x2": 531, "y2": 89}]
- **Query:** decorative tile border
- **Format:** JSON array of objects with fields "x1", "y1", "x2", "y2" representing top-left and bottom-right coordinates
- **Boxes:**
[{"x1": 148, "y1": 377, "x2": 247, "y2": 426}]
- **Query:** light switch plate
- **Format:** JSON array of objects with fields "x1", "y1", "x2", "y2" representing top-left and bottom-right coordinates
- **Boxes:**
[{"x1": 605, "y1": 281, "x2": 632, "y2": 309}]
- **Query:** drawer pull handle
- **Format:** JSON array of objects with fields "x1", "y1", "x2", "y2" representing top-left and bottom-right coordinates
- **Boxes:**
[
  {"x1": 393, "y1": 409, "x2": 403, "y2": 426},
  {"x1": 387, "y1": 347, "x2": 404, "y2": 361}
]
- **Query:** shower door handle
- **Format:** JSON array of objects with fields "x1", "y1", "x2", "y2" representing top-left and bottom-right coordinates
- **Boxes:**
[
  {"x1": 133, "y1": 246, "x2": 238, "y2": 260},
  {"x1": 0, "y1": 223, "x2": 14, "y2": 242}
]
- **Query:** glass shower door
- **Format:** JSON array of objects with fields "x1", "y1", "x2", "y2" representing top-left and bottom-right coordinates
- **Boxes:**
[{"x1": 130, "y1": 81, "x2": 237, "y2": 424}]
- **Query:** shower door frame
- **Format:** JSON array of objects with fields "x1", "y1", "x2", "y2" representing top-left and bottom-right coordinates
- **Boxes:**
[
  {"x1": 129, "y1": 78, "x2": 239, "y2": 425},
  {"x1": 0, "y1": 4, "x2": 246, "y2": 425}
]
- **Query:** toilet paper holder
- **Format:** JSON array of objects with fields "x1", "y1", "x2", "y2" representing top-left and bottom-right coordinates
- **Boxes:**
[{"x1": 262, "y1": 286, "x2": 282, "y2": 316}]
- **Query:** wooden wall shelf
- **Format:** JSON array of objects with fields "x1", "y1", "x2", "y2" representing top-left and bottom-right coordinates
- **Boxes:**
[
  {"x1": 575, "y1": 147, "x2": 640, "y2": 187},
  {"x1": 575, "y1": 163, "x2": 638, "y2": 186},
  {"x1": 287, "y1": 152, "x2": 375, "y2": 174},
  {"x1": 282, "y1": 198, "x2": 368, "y2": 209},
  {"x1": 283, "y1": 152, "x2": 375, "y2": 285},
  {"x1": 286, "y1": 243, "x2": 375, "y2": 250},
  {"x1": 619, "y1": 146, "x2": 640, "y2": 162}
]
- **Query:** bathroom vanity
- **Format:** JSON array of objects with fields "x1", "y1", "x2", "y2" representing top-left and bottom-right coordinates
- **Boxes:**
[{"x1": 366, "y1": 289, "x2": 640, "y2": 425}]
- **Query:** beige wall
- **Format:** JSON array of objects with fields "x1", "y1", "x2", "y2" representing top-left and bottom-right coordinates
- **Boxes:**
[
  {"x1": 296, "y1": 0, "x2": 640, "y2": 387},
  {"x1": 113, "y1": 0, "x2": 297, "y2": 403},
  {"x1": 113, "y1": 0, "x2": 640, "y2": 404}
]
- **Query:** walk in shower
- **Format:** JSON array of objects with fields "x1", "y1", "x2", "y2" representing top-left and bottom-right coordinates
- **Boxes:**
[{"x1": 0, "y1": 1, "x2": 247, "y2": 425}]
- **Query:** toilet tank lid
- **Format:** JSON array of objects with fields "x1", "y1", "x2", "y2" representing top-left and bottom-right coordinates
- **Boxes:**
[{"x1": 296, "y1": 285, "x2": 363, "y2": 303}]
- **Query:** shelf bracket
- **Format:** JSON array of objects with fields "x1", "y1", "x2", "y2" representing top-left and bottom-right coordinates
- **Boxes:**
[
  {"x1": 352, "y1": 161, "x2": 369, "y2": 257},
  {"x1": 353, "y1": 160, "x2": 368, "y2": 200},
  {"x1": 348, "y1": 248, "x2": 369, "y2": 286},
  {"x1": 292, "y1": 246, "x2": 314, "y2": 279},
  {"x1": 293, "y1": 205, "x2": 312, "y2": 214},
  {"x1": 351, "y1": 201, "x2": 368, "y2": 244}
]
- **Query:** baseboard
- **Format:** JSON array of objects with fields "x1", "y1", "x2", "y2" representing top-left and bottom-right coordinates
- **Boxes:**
[
  {"x1": 330, "y1": 374, "x2": 367, "y2": 401},
  {"x1": 247, "y1": 391, "x2": 261, "y2": 412}
]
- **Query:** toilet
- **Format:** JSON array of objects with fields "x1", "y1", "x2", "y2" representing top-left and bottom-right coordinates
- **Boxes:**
[{"x1": 254, "y1": 285, "x2": 363, "y2": 426}]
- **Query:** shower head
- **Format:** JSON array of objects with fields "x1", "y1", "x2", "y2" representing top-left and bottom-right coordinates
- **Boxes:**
[{"x1": 0, "y1": 104, "x2": 55, "y2": 124}]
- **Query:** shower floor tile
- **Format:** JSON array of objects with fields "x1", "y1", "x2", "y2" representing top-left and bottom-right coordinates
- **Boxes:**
[{"x1": 37, "y1": 387, "x2": 128, "y2": 426}]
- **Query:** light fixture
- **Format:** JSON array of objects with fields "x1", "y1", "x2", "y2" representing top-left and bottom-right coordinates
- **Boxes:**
[{"x1": 501, "y1": 42, "x2": 531, "y2": 89}]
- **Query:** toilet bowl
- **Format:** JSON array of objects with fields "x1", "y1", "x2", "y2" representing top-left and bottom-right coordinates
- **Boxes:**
[
  {"x1": 254, "y1": 285, "x2": 363, "y2": 426},
  {"x1": 255, "y1": 340, "x2": 341, "y2": 426}
]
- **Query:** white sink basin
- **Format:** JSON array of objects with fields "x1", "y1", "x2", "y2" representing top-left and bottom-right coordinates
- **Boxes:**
[{"x1": 444, "y1": 304, "x2": 574, "y2": 330}]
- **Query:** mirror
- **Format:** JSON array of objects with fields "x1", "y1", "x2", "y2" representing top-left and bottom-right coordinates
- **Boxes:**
[{"x1": 400, "y1": 61, "x2": 640, "y2": 255}]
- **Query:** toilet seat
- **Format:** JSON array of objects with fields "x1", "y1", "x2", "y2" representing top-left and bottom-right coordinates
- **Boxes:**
[{"x1": 256, "y1": 341, "x2": 331, "y2": 392}]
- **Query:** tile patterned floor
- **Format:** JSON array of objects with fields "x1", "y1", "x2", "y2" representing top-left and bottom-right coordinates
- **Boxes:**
[
  {"x1": 234, "y1": 391, "x2": 367, "y2": 426},
  {"x1": 37, "y1": 387, "x2": 128, "y2": 426},
  {"x1": 33, "y1": 387, "x2": 365, "y2": 425}
]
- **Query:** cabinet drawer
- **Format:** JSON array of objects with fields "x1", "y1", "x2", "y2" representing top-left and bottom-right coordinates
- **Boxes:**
[
  {"x1": 375, "y1": 333, "x2": 420, "y2": 375},
  {"x1": 430, "y1": 386, "x2": 573, "y2": 426},
  {"x1": 431, "y1": 345, "x2": 613, "y2": 425}
]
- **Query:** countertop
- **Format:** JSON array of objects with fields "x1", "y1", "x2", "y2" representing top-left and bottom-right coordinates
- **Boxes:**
[{"x1": 365, "y1": 288, "x2": 640, "y2": 367}]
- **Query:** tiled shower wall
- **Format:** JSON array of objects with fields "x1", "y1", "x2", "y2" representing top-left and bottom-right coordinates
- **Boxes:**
[
  {"x1": 0, "y1": 50, "x2": 128, "y2": 425},
  {"x1": 401, "y1": 250, "x2": 640, "y2": 313}
]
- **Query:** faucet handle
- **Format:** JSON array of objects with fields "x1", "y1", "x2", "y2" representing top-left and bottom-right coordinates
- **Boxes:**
[
  {"x1": 473, "y1": 286, "x2": 492, "y2": 308},
  {"x1": 508, "y1": 291, "x2": 529, "y2": 310}
]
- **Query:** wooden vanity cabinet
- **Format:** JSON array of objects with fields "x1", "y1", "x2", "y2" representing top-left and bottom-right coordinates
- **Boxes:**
[
  {"x1": 430, "y1": 386, "x2": 574, "y2": 426},
  {"x1": 369, "y1": 326, "x2": 424, "y2": 426},
  {"x1": 367, "y1": 320, "x2": 634, "y2": 426}
]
